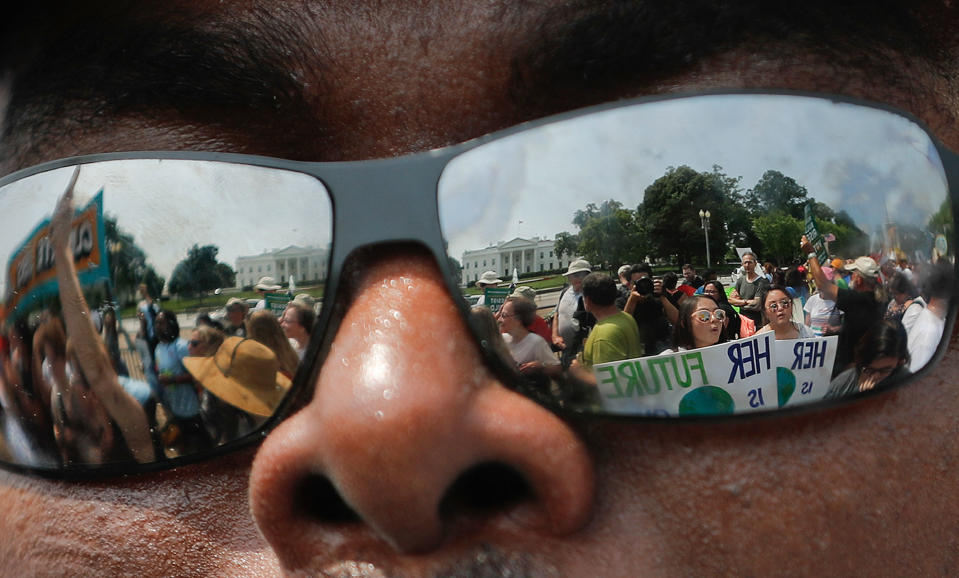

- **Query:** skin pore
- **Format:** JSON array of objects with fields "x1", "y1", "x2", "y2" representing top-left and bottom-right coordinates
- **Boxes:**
[{"x1": 1, "y1": 2, "x2": 958, "y2": 576}]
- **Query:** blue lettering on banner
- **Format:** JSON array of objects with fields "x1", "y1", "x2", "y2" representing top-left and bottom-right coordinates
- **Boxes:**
[
  {"x1": 727, "y1": 334, "x2": 772, "y2": 384},
  {"x1": 791, "y1": 340, "x2": 827, "y2": 370}
]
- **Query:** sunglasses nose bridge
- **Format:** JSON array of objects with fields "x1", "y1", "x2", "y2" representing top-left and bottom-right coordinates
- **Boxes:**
[{"x1": 317, "y1": 153, "x2": 453, "y2": 266}]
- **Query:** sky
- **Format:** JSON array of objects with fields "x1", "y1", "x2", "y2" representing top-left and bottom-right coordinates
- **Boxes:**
[
  {"x1": 437, "y1": 94, "x2": 950, "y2": 260},
  {"x1": 0, "y1": 159, "x2": 333, "y2": 295}
]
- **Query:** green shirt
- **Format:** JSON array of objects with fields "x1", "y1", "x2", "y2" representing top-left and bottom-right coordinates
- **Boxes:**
[{"x1": 582, "y1": 311, "x2": 644, "y2": 368}]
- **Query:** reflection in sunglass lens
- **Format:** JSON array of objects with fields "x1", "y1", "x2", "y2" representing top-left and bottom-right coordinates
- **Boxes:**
[
  {"x1": 0, "y1": 160, "x2": 332, "y2": 472},
  {"x1": 438, "y1": 93, "x2": 955, "y2": 420},
  {"x1": 693, "y1": 309, "x2": 726, "y2": 323}
]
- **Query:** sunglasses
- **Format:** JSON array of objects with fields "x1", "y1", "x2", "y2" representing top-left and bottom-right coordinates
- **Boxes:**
[
  {"x1": 766, "y1": 299, "x2": 794, "y2": 311},
  {"x1": 0, "y1": 91, "x2": 956, "y2": 478},
  {"x1": 691, "y1": 309, "x2": 727, "y2": 324}
]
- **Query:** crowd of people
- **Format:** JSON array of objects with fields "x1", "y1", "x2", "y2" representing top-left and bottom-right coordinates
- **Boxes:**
[
  {"x1": 475, "y1": 235, "x2": 953, "y2": 403},
  {"x1": 0, "y1": 193, "x2": 318, "y2": 467}
]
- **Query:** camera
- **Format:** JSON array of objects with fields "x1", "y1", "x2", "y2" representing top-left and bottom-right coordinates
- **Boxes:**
[{"x1": 634, "y1": 276, "x2": 654, "y2": 296}]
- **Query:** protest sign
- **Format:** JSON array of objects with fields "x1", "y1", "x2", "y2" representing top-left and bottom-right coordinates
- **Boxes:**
[
  {"x1": 264, "y1": 292, "x2": 291, "y2": 317},
  {"x1": 4, "y1": 191, "x2": 109, "y2": 319},
  {"x1": 804, "y1": 203, "x2": 830, "y2": 264},
  {"x1": 593, "y1": 333, "x2": 837, "y2": 416},
  {"x1": 484, "y1": 287, "x2": 510, "y2": 313}
]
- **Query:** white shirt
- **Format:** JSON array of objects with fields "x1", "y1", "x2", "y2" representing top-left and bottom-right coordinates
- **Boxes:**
[
  {"x1": 503, "y1": 332, "x2": 559, "y2": 367},
  {"x1": 555, "y1": 287, "x2": 582, "y2": 344},
  {"x1": 907, "y1": 307, "x2": 945, "y2": 372}
]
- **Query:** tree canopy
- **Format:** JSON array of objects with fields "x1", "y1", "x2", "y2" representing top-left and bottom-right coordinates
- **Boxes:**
[
  {"x1": 104, "y1": 216, "x2": 164, "y2": 306},
  {"x1": 168, "y1": 244, "x2": 235, "y2": 297},
  {"x1": 555, "y1": 164, "x2": 875, "y2": 268}
]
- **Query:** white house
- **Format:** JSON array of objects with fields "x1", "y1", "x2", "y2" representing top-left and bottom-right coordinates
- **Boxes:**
[
  {"x1": 235, "y1": 245, "x2": 328, "y2": 289},
  {"x1": 460, "y1": 237, "x2": 578, "y2": 285}
]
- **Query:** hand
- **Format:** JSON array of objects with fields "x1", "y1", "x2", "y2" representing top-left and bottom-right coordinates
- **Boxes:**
[
  {"x1": 552, "y1": 335, "x2": 566, "y2": 350},
  {"x1": 518, "y1": 361, "x2": 542, "y2": 374},
  {"x1": 653, "y1": 278, "x2": 663, "y2": 296},
  {"x1": 800, "y1": 234, "x2": 814, "y2": 255},
  {"x1": 51, "y1": 166, "x2": 81, "y2": 253}
]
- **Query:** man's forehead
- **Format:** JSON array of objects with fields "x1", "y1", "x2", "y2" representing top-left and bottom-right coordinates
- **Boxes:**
[{"x1": 1, "y1": 1, "x2": 958, "y2": 171}]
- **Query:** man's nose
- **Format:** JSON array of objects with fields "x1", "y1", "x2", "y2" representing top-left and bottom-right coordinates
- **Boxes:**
[{"x1": 248, "y1": 249, "x2": 594, "y2": 561}]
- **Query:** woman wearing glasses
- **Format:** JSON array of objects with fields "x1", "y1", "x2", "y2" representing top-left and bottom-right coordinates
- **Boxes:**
[
  {"x1": 757, "y1": 285, "x2": 816, "y2": 340},
  {"x1": 756, "y1": 285, "x2": 816, "y2": 339},
  {"x1": 661, "y1": 295, "x2": 728, "y2": 353},
  {"x1": 701, "y1": 280, "x2": 741, "y2": 341},
  {"x1": 825, "y1": 319, "x2": 910, "y2": 399}
]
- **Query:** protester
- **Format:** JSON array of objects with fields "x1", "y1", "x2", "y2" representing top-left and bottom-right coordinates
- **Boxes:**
[
  {"x1": 246, "y1": 310, "x2": 300, "y2": 379},
  {"x1": 728, "y1": 251, "x2": 769, "y2": 327},
  {"x1": 0, "y1": 4, "x2": 957, "y2": 576},
  {"x1": 801, "y1": 237, "x2": 885, "y2": 375},
  {"x1": 803, "y1": 267, "x2": 842, "y2": 337},
  {"x1": 825, "y1": 320, "x2": 911, "y2": 399},
  {"x1": 702, "y1": 280, "x2": 740, "y2": 341},
  {"x1": 512, "y1": 285, "x2": 552, "y2": 343},
  {"x1": 662, "y1": 295, "x2": 728, "y2": 353},
  {"x1": 574, "y1": 273, "x2": 643, "y2": 370},
  {"x1": 620, "y1": 263, "x2": 673, "y2": 355},
  {"x1": 551, "y1": 259, "x2": 594, "y2": 365},
  {"x1": 222, "y1": 297, "x2": 249, "y2": 337},
  {"x1": 279, "y1": 301, "x2": 315, "y2": 359},
  {"x1": 252, "y1": 276, "x2": 282, "y2": 310},
  {"x1": 473, "y1": 270, "x2": 502, "y2": 306},
  {"x1": 757, "y1": 285, "x2": 816, "y2": 340},
  {"x1": 497, "y1": 296, "x2": 560, "y2": 377},
  {"x1": 906, "y1": 262, "x2": 954, "y2": 372}
]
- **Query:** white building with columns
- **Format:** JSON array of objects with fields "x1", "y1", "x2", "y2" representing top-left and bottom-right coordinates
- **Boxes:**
[
  {"x1": 235, "y1": 245, "x2": 328, "y2": 289},
  {"x1": 460, "y1": 237, "x2": 578, "y2": 285}
]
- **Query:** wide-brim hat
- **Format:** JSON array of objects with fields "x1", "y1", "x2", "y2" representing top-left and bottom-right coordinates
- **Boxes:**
[
  {"x1": 844, "y1": 256, "x2": 879, "y2": 279},
  {"x1": 254, "y1": 276, "x2": 282, "y2": 291},
  {"x1": 183, "y1": 337, "x2": 291, "y2": 416},
  {"x1": 225, "y1": 297, "x2": 248, "y2": 310},
  {"x1": 513, "y1": 285, "x2": 537, "y2": 301},
  {"x1": 476, "y1": 270, "x2": 503, "y2": 286},
  {"x1": 564, "y1": 259, "x2": 592, "y2": 276}
]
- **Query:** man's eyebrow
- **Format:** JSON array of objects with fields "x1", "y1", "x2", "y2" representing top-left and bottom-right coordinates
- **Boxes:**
[
  {"x1": 507, "y1": 1, "x2": 942, "y2": 115},
  {"x1": 2, "y1": 7, "x2": 321, "y2": 160}
]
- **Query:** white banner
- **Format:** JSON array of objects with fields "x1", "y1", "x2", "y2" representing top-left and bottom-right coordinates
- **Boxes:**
[{"x1": 593, "y1": 333, "x2": 837, "y2": 416}]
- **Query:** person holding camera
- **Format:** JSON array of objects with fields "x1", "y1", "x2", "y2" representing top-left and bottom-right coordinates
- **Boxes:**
[{"x1": 620, "y1": 263, "x2": 677, "y2": 355}]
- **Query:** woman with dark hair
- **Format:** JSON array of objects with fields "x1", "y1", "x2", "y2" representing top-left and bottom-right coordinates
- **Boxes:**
[
  {"x1": 757, "y1": 284, "x2": 815, "y2": 340},
  {"x1": 662, "y1": 295, "x2": 728, "y2": 353},
  {"x1": 701, "y1": 280, "x2": 740, "y2": 341},
  {"x1": 825, "y1": 319, "x2": 910, "y2": 399},
  {"x1": 155, "y1": 310, "x2": 211, "y2": 454},
  {"x1": 885, "y1": 272, "x2": 923, "y2": 324}
]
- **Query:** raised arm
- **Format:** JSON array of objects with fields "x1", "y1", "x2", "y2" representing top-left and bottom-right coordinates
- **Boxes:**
[
  {"x1": 50, "y1": 169, "x2": 156, "y2": 463},
  {"x1": 800, "y1": 235, "x2": 838, "y2": 302}
]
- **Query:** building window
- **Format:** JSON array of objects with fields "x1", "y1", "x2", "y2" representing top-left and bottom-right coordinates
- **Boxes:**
[
  {"x1": 540, "y1": 252, "x2": 544, "y2": 258},
  {"x1": 549, "y1": 251, "x2": 553, "y2": 257}
]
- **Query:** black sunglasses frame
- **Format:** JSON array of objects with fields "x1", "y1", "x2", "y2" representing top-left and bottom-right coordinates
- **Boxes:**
[{"x1": 1, "y1": 89, "x2": 957, "y2": 479}]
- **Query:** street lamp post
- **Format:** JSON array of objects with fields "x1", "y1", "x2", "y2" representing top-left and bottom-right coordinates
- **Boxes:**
[{"x1": 698, "y1": 209, "x2": 711, "y2": 266}]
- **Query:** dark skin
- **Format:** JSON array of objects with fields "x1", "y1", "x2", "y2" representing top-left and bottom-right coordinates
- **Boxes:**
[{"x1": 1, "y1": 2, "x2": 958, "y2": 576}]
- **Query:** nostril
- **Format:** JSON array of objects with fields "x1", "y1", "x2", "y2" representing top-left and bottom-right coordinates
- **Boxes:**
[
  {"x1": 296, "y1": 474, "x2": 361, "y2": 524},
  {"x1": 439, "y1": 462, "x2": 532, "y2": 520}
]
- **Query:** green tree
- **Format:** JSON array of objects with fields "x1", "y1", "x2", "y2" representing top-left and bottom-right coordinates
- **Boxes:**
[
  {"x1": 569, "y1": 200, "x2": 641, "y2": 270},
  {"x1": 753, "y1": 213, "x2": 804, "y2": 264},
  {"x1": 747, "y1": 170, "x2": 809, "y2": 219},
  {"x1": 553, "y1": 231, "x2": 580, "y2": 260},
  {"x1": 104, "y1": 216, "x2": 164, "y2": 306},
  {"x1": 636, "y1": 165, "x2": 736, "y2": 266},
  {"x1": 928, "y1": 198, "x2": 954, "y2": 246},
  {"x1": 168, "y1": 244, "x2": 233, "y2": 297}
]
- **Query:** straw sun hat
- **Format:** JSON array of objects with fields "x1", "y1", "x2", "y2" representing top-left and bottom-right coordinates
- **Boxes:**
[{"x1": 183, "y1": 336, "x2": 291, "y2": 416}]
